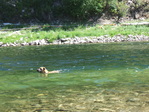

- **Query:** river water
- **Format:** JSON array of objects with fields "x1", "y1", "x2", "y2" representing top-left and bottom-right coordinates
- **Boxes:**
[{"x1": 0, "y1": 42, "x2": 149, "y2": 112}]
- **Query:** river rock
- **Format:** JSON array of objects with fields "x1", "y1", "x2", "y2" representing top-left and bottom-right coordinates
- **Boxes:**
[
  {"x1": 39, "y1": 39, "x2": 48, "y2": 45},
  {"x1": 0, "y1": 35, "x2": 149, "y2": 47},
  {"x1": 29, "y1": 39, "x2": 48, "y2": 45},
  {"x1": 21, "y1": 42, "x2": 28, "y2": 46},
  {"x1": 126, "y1": 98, "x2": 140, "y2": 102},
  {"x1": 0, "y1": 42, "x2": 3, "y2": 46}
]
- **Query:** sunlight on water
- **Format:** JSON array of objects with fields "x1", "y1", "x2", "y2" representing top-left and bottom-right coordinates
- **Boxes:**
[{"x1": 0, "y1": 42, "x2": 149, "y2": 111}]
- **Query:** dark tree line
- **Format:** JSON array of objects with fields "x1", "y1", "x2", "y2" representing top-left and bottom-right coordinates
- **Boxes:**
[{"x1": 0, "y1": 0, "x2": 148, "y2": 23}]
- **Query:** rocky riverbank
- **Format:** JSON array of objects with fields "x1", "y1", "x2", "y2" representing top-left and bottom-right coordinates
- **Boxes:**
[{"x1": 0, "y1": 35, "x2": 149, "y2": 47}]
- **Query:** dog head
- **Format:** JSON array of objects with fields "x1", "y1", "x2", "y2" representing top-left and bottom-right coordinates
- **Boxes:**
[{"x1": 37, "y1": 67, "x2": 49, "y2": 74}]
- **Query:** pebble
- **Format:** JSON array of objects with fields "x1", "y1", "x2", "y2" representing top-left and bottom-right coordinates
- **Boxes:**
[
  {"x1": 126, "y1": 98, "x2": 140, "y2": 102},
  {"x1": 0, "y1": 35, "x2": 149, "y2": 47}
]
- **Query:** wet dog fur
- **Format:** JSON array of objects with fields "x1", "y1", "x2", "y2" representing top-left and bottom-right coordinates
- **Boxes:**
[{"x1": 37, "y1": 67, "x2": 60, "y2": 74}]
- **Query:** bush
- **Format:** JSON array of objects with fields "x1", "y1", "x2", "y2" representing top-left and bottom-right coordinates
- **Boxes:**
[
  {"x1": 0, "y1": 0, "x2": 19, "y2": 22},
  {"x1": 0, "y1": 0, "x2": 104, "y2": 22},
  {"x1": 0, "y1": 0, "x2": 148, "y2": 23},
  {"x1": 101, "y1": 0, "x2": 128, "y2": 21},
  {"x1": 115, "y1": 1, "x2": 129, "y2": 21},
  {"x1": 62, "y1": 0, "x2": 103, "y2": 20},
  {"x1": 129, "y1": 0, "x2": 149, "y2": 19}
]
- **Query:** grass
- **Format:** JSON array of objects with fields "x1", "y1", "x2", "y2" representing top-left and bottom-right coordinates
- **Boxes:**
[{"x1": 0, "y1": 24, "x2": 149, "y2": 44}]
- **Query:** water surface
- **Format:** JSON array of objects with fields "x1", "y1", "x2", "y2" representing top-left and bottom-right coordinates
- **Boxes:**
[{"x1": 0, "y1": 42, "x2": 149, "y2": 111}]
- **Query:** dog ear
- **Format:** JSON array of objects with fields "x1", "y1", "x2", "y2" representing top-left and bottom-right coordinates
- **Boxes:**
[{"x1": 43, "y1": 67, "x2": 45, "y2": 70}]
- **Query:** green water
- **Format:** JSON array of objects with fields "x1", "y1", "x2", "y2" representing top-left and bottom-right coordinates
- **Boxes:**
[{"x1": 0, "y1": 42, "x2": 149, "y2": 112}]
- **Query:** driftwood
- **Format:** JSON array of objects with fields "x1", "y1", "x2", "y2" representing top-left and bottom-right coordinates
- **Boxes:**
[{"x1": 121, "y1": 22, "x2": 149, "y2": 26}]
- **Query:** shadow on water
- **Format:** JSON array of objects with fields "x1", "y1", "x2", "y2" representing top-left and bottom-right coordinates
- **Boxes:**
[{"x1": 0, "y1": 42, "x2": 149, "y2": 111}]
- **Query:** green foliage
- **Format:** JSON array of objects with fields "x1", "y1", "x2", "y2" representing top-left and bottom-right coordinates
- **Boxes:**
[
  {"x1": 62, "y1": 0, "x2": 103, "y2": 19},
  {"x1": 115, "y1": 1, "x2": 129, "y2": 21},
  {"x1": 129, "y1": 0, "x2": 149, "y2": 19},
  {"x1": 0, "y1": 0, "x2": 19, "y2": 22},
  {"x1": 0, "y1": 0, "x2": 148, "y2": 22},
  {"x1": 0, "y1": 0, "x2": 120, "y2": 22},
  {"x1": 0, "y1": 25, "x2": 148, "y2": 44},
  {"x1": 102, "y1": 0, "x2": 128, "y2": 21}
]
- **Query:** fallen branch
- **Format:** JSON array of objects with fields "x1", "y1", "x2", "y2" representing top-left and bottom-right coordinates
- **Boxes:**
[{"x1": 121, "y1": 22, "x2": 149, "y2": 26}]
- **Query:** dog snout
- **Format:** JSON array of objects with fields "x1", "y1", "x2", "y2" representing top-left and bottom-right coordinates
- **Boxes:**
[{"x1": 37, "y1": 69, "x2": 41, "y2": 72}]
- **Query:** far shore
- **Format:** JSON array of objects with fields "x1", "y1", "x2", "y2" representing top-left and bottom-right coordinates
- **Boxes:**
[
  {"x1": 0, "y1": 34, "x2": 149, "y2": 47},
  {"x1": 0, "y1": 21, "x2": 149, "y2": 47}
]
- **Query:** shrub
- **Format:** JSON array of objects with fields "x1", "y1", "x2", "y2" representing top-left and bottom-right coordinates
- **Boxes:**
[
  {"x1": 115, "y1": 1, "x2": 129, "y2": 22},
  {"x1": 0, "y1": 0, "x2": 148, "y2": 23},
  {"x1": 129, "y1": 0, "x2": 149, "y2": 19},
  {"x1": 63, "y1": 0, "x2": 103, "y2": 20}
]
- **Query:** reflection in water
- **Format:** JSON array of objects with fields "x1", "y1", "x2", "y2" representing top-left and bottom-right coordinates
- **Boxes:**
[{"x1": 0, "y1": 42, "x2": 149, "y2": 111}]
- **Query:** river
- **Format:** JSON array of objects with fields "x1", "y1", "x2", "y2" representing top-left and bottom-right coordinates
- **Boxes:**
[{"x1": 0, "y1": 42, "x2": 149, "y2": 111}]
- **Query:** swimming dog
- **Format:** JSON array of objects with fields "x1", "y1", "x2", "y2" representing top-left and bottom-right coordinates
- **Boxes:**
[{"x1": 37, "y1": 67, "x2": 60, "y2": 74}]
